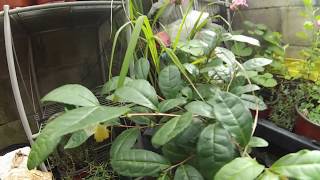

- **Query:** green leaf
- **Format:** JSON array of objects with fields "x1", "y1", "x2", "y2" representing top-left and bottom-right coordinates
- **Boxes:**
[
  {"x1": 162, "y1": 141, "x2": 189, "y2": 163},
  {"x1": 134, "y1": 58, "x2": 150, "y2": 79},
  {"x1": 158, "y1": 98, "x2": 187, "y2": 113},
  {"x1": 184, "y1": 63, "x2": 200, "y2": 77},
  {"x1": 64, "y1": 128, "x2": 94, "y2": 149},
  {"x1": 231, "y1": 42, "x2": 253, "y2": 57},
  {"x1": 248, "y1": 137, "x2": 269, "y2": 148},
  {"x1": 159, "y1": 65, "x2": 184, "y2": 99},
  {"x1": 27, "y1": 106, "x2": 130, "y2": 169},
  {"x1": 210, "y1": 91, "x2": 253, "y2": 146},
  {"x1": 215, "y1": 47, "x2": 235, "y2": 66},
  {"x1": 174, "y1": 165, "x2": 204, "y2": 180},
  {"x1": 197, "y1": 124, "x2": 236, "y2": 179},
  {"x1": 41, "y1": 84, "x2": 99, "y2": 107},
  {"x1": 110, "y1": 128, "x2": 140, "y2": 158},
  {"x1": 115, "y1": 80, "x2": 159, "y2": 110},
  {"x1": 251, "y1": 73, "x2": 277, "y2": 88},
  {"x1": 214, "y1": 157, "x2": 265, "y2": 180},
  {"x1": 243, "y1": 58, "x2": 273, "y2": 71},
  {"x1": 152, "y1": 112, "x2": 193, "y2": 146},
  {"x1": 231, "y1": 84, "x2": 261, "y2": 96},
  {"x1": 240, "y1": 94, "x2": 267, "y2": 111},
  {"x1": 111, "y1": 149, "x2": 170, "y2": 177},
  {"x1": 117, "y1": 16, "x2": 145, "y2": 88},
  {"x1": 101, "y1": 76, "x2": 133, "y2": 95},
  {"x1": 177, "y1": 40, "x2": 207, "y2": 57},
  {"x1": 257, "y1": 170, "x2": 281, "y2": 180},
  {"x1": 225, "y1": 34, "x2": 260, "y2": 46},
  {"x1": 158, "y1": 173, "x2": 171, "y2": 180},
  {"x1": 185, "y1": 101, "x2": 215, "y2": 118},
  {"x1": 270, "y1": 150, "x2": 320, "y2": 180}
]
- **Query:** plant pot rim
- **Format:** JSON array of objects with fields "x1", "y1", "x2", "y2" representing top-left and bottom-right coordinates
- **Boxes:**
[{"x1": 295, "y1": 105, "x2": 320, "y2": 127}]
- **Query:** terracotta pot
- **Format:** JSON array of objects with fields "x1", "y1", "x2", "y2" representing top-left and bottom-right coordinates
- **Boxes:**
[
  {"x1": 294, "y1": 105, "x2": 320, "y2": 141},
  {"x1": 0, "y1": 0, "x2": 34, "y2": 10},
  {"x1": 251, "y1": 108, "x2": 272, "y2": 120},
  {"x1": 36, "y1": 0, "x2": 75, "y2": 4}
]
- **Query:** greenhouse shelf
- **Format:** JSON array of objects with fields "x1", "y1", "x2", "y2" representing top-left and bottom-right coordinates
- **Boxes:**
[{"x1": 255, "y1": 119, "x2": 320, "y2": 152}]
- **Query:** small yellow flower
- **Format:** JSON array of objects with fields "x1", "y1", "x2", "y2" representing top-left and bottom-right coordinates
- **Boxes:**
[{"x1": 94, "y1": 124, "x2": 110, "y2": 142}]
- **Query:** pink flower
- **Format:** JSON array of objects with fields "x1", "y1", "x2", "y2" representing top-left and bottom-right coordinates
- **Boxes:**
[
  {"x1": 156, "y1": 31, "x2": 171, "y2": 47},
  {"x1": 230, "y1": 0, "x2": 248, "y2": 11}
]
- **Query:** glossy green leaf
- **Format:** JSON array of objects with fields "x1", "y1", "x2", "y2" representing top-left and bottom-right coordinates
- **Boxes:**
[
  {"x1": 101, "y1": 76, "x2": 133, "y2": 95},
  {"x1": 41, "y1": 84, "x2": 99, "y2": 107},
  {"x1": 185, "y1": 101, "x2": 215, "y2": 118},
  {"x1": 230, "y1": 84, "x2": 260, "y2": 96},
  {"x1": 231, "y1": 42, "x2": 252, "y2": 57},
  {"x1": 215, "y1": 47, "x2": 235, "y2": 66},
  {"x1": 158, "y1": 98, "x2": 187, "y2": 113},
  {"x1": 162, "y1": 141, "x2": 189, "y2": 163},
  {"x1": 243, "y1": 58, "x2": 272, "y2": 71},
  {"x1": 214, "y1": 157, "x2": 265, "y2": 180},
  {"x1": 115, "y1": 80, "x2": 159, "y2": 110},
  {"x1": 257, "y1": 170, "x2": 280, "y2": 180},
  {"x1": 174, "y1": 165, "x2": 204, "y2": 180},
  {"x1": 64, "y1": 128, "x2": 94, "y2": 149},
  {"x1": 110, "y1": 128, "x2": 140, "y2": 158},
  {"x1": 152, "y1": 112, "x2": 193, "y2": 146},
  {"x1": 28, "y1": 106, "x2": 130, "y2": 169},
  {"x1": 111, "y1": 149, "x2": 170, "y2": 177},
  {"x1": 210, "y1": 91, "x2": 253, "y2": 146},
  {"x1": 159, "y1": 65, "x2": 183, "y2": 99},
  {"x1": 240, "y1": 94, "x2": 267, "y2": 111},
  {"x1": 134, "y1": 58, "x2": 150, "y2": 79},
  {"x1": 184, "y1": 63, "x2": 200, "y2": 76},
  {"x1": 270, "y1": 150, "x2": 320, "y2": 180},
  {"x1": 197, "y1": 124, "x2": 236, "y2": 179},
  {"x1": 248, "y1": 136, "x2": 269, "y2": 148}
]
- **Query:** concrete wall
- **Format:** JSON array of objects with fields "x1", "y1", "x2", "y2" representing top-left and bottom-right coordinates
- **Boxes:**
[{"x1": 232, "y1": 0, "x2": 319, "y2": 58}]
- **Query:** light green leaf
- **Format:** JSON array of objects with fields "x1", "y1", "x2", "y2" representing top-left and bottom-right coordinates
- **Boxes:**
[
  {"x1": 257, "y1": 170, "x2": 281, "y2": 180},
  {"x1": 110, "y1": 128, "x2": 140, "y2": 158},
  {"x1": 214, "y1": 157, "x2": 265, "y2": 180},
  {"x1": 185, "y1": 101, "x2": 214, "y2": 118},
  {"x1": 27, "y1": 106, "x2": 130, "y2": 169},
  {"x1": 231, "y1": 42, "x2": 253, "y2": 57},
  {"x1": 210, "y1": 91, "x2": 253, "y2": 146},
  {"x1": 64, "y1": 128, "x2": 94, "y2": 149},
  {"x1": 158, "y1": 98, "x2": 187, "y2": 113},
  {"x1": 174, "y1": 165, "x2": 204, "y2": 180},
  {"x1": 227, "y1": 34, "x2": 260, "y2": 46},
  {"x1": 231, "y1": 84, "x2": 261, "y2": 95},
  {"x1": 111, "y1": 149, "x2": 170, "y2": 177},
  {"x1": 251, "y1": 73, "x2": 277, "y2": 88},
  {"x1": 197, "y1": 124, "x2": 236, "y2": 179},
  {"x1": 243, "y1": 58, "x2": 273, "y2": 71},
  {"x1": 270, "y1": 150, "x2": 320, "y2": 180},
  {"x1": 159, "y1": 65, "x2": 184, "y2": 99},
  {"x1": 215, "y1": 47, "x2": 235, "y2": 66},
  {"x1": 158, "y1": 173, "x2": 171, "y2": 180},
  {"x1": 101, "y1": 76, "x2": 133, "y2": 95},
  {"x1": 184, "y1": 63, "x2": 200, "y2": 76},
  {"x1": 134, "y1": 58, "x2": 150, "y2": 79},
  {"x1": 41, "y1": 84, "x2": 99, "y2": 107},
  {"x1": 248, "y1": 136, "x2": 269, "y2": 148},
  {"x1": 115, "y1": 80, "x2": 159, "y2": 110},
  {"x1": 152, "y1": 112, "x2": 193, "y2": 146},
  {"x1": 240, "y1": 94, "x2": 267, "y2": 111}
]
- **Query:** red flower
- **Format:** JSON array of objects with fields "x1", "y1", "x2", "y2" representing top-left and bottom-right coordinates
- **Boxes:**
[{"x1": 230, "y1": 0, "x2": 248, "y2": 11}]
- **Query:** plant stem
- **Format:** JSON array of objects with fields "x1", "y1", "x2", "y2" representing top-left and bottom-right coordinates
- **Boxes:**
[{"x1": 164, "y1": 155, "x2": 195, "y2": 172}]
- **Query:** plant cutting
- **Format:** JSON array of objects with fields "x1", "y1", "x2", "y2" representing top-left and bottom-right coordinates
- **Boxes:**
[{"x1": 26, "y1": 0, "x2": 320, "y2": 179}]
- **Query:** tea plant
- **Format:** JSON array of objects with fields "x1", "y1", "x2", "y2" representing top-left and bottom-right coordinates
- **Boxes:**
[{"x1": 26, "y1": 0, "x2": 320, "y2": 179}]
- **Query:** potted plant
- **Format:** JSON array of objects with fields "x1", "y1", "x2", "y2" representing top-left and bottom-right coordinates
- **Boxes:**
[
  {"x1": 25, "y1": 1, "x2": 320, "y2": 179},
  {"x1": 294, "y1": 83, "x2": 320, "y2": 140}
]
